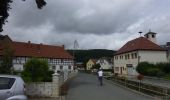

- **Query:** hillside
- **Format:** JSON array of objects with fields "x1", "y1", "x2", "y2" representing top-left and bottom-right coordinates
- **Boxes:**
[{"x1": 67, "y1": 49, "x2": 116, "y2": 63}]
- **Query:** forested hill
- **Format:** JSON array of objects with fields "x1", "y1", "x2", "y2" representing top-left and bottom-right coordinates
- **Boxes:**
[{"x1": 67, "y1": 49, "x2": 116, "y2": 63}]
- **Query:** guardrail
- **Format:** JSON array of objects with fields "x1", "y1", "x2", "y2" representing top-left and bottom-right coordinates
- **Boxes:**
[{"x1": 106, "y1": 76, "x2": 170, "y2": 100}]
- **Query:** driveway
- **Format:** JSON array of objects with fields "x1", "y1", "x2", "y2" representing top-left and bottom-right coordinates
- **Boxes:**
[{"x1": 66, "y1": 73, "x2": 155, "y2": 100}]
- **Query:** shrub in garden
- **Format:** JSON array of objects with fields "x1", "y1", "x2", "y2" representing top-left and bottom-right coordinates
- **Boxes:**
[
  {"x1": 22, "y1": 58, "x2": 53, "y2": 82},
  {"x1": 136, "y1": 62, "x2": 155, "y2": 75},
  {"x1": 147, "y1": 68, "x2": 160, "y2": 76}
]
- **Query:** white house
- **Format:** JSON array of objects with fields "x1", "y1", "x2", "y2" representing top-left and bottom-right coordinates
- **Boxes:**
[
  {"x1": 0, "y1": 35, "x2": 74, "y2": 72},
  {"x1": 96, "y1": 57, "x2": 113, "y2": 70},
  {"x1": 114, "y1": 32, "x2": 167, "y2": 76}
]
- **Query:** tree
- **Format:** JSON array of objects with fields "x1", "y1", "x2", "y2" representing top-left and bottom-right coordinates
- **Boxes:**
[
  {"x1": 22, "y1": 58, "x2": 53, "y2": 82},
  {"x1": 136, "y1": 62, "x2": 155, "y2": 76},
  {"x1": 0, "y1": 0, "x2": 46, "y2": 32},
  {"x1": 91, "y1": 64, "x2": 101, "y2": 70},
  {"x1": 0, "y1": 42, "x2": 14, "y2": 74}
]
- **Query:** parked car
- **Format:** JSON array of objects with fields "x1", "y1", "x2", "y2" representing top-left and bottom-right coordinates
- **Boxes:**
[{"x1": 0, "y1": 75, "x2": 27, "y2": 100}]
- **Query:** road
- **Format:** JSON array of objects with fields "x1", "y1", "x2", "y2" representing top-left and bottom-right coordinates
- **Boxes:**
[{"x1": 66, "y1": 73, "x2": 155, "y2": 100}]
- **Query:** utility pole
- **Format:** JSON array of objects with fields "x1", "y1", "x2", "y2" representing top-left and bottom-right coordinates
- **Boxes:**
[{"x1": 73, "y1": 40, "x2": 79, "y2": 70}]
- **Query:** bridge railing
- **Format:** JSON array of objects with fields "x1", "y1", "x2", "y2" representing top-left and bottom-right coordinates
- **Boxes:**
[{"x1": 106, "y1": 75, "x2": 170, "y2": 100}]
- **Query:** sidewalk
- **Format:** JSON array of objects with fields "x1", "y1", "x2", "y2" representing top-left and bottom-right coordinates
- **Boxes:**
[{"x1": 127, "y1": 76, "x2": 170, "y2": 88}]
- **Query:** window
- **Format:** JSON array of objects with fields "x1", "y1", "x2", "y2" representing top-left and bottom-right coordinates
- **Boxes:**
[
  {"x1": 52, "y1": 66, "x2": 55, "y2": 70},
  {"x1": 131, "y1": 53, "x2": 134, "y2": 59},
  {"x1": 115, "y1": 67, "x2": 119, "y2": 71},
  {"x1": 152, "y1": 34, "x2": 155, "y2": 38},
  {"x1": 127, "y1": 54, "x2": 130, "y2": 59},
  {"x1": 134, "y1": 53, "x2": 137, "y2": 58},
  {"x1": 0, "y1": 77, "x2": 15, "y2": 90},
  {"x1": 60, "y1": 66, "x2": 63, "y2": 70},
  {"x1": 68, "y1": 66, "x2": 71, "y2": 69},
  {"x1": 125, "y1": 55, "x2": 127, "y2": 60}
]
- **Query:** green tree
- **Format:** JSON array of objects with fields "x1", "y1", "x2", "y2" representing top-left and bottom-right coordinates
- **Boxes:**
[
  {"x1": 0, "y1": 43, "x2": 14, "y2": 74},
  {"x1": 136, "y1": 62, "x2": 155, "y2": 76},
  {"x1": 91, "y1": 64, "x2": 101, "y2": 70},
  {"x1": 22, "y1": 58, "x2": 52, "y2": 82},
  {"x1": 0, "y1": 0, "x2": 46, "y2": 32}
]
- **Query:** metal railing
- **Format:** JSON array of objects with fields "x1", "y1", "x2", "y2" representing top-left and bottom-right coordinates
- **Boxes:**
[{"x1": 108, "y1": 76, "x2": 170, "y2": 100}]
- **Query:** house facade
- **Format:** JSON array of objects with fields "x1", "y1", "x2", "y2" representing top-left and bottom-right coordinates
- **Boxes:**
[
  {"x1": 86, "y1": 59, "x2": 96, "y2": 70},
  {"x1": 96, "y1": 57, "x2": 113, "y2": 70},
  {"x1": 0, "y1": 35, "x2": 74, "y2": 72},
  {"x1": 114, "y1": 32, "x2": 167, "y2": 76}
]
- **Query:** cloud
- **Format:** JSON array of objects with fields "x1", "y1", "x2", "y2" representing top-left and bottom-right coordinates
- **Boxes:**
[{"x1": 2, "y1": 0, "x2": 170, "y2": 50}]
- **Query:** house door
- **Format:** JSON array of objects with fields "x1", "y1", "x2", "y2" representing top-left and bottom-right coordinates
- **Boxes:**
[{"x1": 126, "y1": 64, "x2": 133, "y2": 75}]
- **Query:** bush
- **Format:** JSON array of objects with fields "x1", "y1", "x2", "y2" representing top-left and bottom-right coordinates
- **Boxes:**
[
  {"x1": 156, "y1": 70, "x2": 165, "y2": 78},
  {"x1": 164, "y1": 74, "x2": 170, "y2": 80},
  {"x1": 136, "y1": 62, "x2": 155, "y2": 75},
  {"x1": 137, "y1": 62, "x2": 170, "y2": 77},
  {"x1": 22, "y1": 58, "x2": 53, "y2": 82},
  {"x1": 147, "y1": 68, "x2": 160, "y2": 76}
]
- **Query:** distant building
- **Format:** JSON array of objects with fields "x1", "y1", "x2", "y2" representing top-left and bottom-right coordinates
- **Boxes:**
[
  {"x1": 0, "y1": 35, "x2": 74, "y2": 72},
  {"x1": 161, "y1": 42, "x2": 170, "y2": 62},
  {"x1": 96, "y1": 57, "x2": 113, "y2": 70},
  {"x1": 86, "y1": 59, "x2": 97, "y2": 70},
  {"x1": 114, "y1": 32, "x2": 167, "y2": 76},
  {"x1": 76, "y1": 62, "x2": 84, "y2": 70}
]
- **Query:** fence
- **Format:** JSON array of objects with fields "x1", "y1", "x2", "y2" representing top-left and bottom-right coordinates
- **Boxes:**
[{"x1": 110, "y1": 76, "x2": 170, "y2": 100}]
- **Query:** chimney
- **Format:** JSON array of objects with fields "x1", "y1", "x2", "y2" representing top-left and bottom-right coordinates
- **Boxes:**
[
  {"x1": 28, "y1": 41, "x2": 31, "y2": 44},
  {"x1": 28, "y1": 41, "x2": 31, "y2": 47},
  {"x1": 62, "y1": 45, "x2": 65, "y2": 49},
  {"x1": 144, "y1": 31, "x2": 157, "y2": 44}
]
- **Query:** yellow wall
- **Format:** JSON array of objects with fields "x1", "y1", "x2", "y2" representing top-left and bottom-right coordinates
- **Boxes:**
[{"x1": 86, "y1": 59, "x2": 95, "y2": 70}]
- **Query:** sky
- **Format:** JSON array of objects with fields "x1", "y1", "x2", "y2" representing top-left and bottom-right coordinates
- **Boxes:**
[{"x1": 2, "y1": 0, "x2": 170, "y2": 50}]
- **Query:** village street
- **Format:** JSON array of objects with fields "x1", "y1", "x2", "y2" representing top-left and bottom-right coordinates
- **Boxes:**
[{"x1": 66, "y1": 73, "x2": 155, "y2": 100}]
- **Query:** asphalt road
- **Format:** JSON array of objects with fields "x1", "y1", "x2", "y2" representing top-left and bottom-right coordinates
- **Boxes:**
[{"x1": 66, "y1": 73, "x2": 155, "y2": 100}]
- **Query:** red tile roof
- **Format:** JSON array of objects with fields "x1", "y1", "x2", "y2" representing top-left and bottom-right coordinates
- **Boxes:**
[
  {"x1": 115, "y1": 37, "x2": 166, "y2": 55},
  {"x1": 0, "y1": 41, "x2": 73, "y2": 59}
]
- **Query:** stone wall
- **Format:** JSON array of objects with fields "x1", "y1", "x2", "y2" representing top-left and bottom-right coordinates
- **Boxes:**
[
  {"x1": 26, "y1": 73, "x2": 60, "y2": 97},
  {"x1": 26, "y1": 70, "x2": 78, "y2": 97},
  {"x1": 26, "y1": 82, "x2": 53, "y2": 97}
]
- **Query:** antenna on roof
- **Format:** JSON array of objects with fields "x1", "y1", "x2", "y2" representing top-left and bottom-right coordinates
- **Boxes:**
[
  {"x1": 149, "y1": 29, "x2": 151, "y2": 32},
  {"x1": 138, "y1": 31, "x2": 142, "y2": 37}
]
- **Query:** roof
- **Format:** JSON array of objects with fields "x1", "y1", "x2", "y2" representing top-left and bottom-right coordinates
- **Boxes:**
[
  {"x1": 115, "y1": 37, "x2": 166, "y2": 55},
  {"x1": 0, "y1": 41, "x2": 73, "y2": 59},
  {"x1": 0, "y1": 35, "x2": 12, "y2": 41}
]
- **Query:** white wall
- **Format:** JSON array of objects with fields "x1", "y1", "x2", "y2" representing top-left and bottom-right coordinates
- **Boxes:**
[
  {"x1": 97, "y1": 59, "x2": 112, "y2": 69},
  {"x1": 13, "y1": 64, "x2": 23, "y2": 71},
  {"x1": 12, "y1": 57, "x2": 74, "y2": 72},
  {"x1": 114, "y1": 50, "x2": 167, "y2": 76},
  {"x1": 139, "y1": 50, "x2": 167, "y2": 64},
  {"x1": 114, "y1": 51, "x2": 138, "y2": 75}
]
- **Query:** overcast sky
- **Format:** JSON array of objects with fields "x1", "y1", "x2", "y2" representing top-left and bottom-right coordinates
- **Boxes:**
[{"x1": 2, "y1": 0, "x2": 170, "y2": 50}]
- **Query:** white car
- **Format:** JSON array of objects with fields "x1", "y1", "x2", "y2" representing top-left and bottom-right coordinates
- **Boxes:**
[{"x1": 0, "y1": 75, "x2": 27, "y2": 100}]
